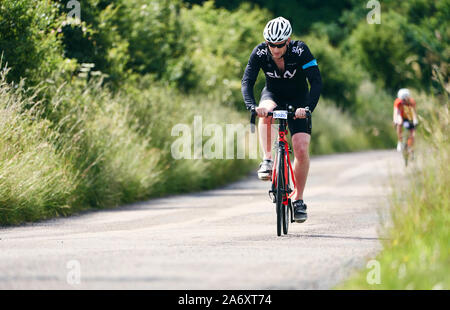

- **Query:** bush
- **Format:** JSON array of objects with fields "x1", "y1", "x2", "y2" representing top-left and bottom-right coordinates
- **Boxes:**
[
  {"x1": 60, "y1": 0, "x2": 131, "y2": 84},
  {"x1": 353, "y1": 80, "x2": 397, "y2": 148},
  {"x1": 303, "y1": 35, "x2": 364, "y2": 109},
  {"x1": 345, "y1": 11, "x2": 418, "y2": 93},
  {"x1": 177, "y1": 1, "x2": 271, "y2": 106},
  {"x1": 0, "y1": 0, "x2": 65, "y2": 85},
  {"x1": 113, "y1": 0, "x2": 184, "y2": 78}
]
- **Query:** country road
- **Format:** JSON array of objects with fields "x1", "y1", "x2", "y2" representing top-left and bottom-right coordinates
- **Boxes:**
[{"x1": 0, "y1": 150, "x2": 404, "y2": 289}]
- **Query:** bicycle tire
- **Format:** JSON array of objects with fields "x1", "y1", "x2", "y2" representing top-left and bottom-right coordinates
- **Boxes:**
[
  {"x1": 276, "y1": 181, "x2": 283, "y2": 237},
  {"x1": 402, "y1": 141, "x2": 409, "y2": 167},
  {"x1": 276, "y1": 150, "x2": 285, "y2": 237},
  {"x1": 290, "y1": 198, "x2": 294, "y2": 223},
  {"x1": 282, "y1": 154, "x2": 290, "y2": 234},
  {"x1": 282, "y1": 199, "x2": 289, "y2": 235}
]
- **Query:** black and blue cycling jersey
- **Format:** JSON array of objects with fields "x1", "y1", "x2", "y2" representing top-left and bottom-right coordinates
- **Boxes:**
[{"x1": 241, "y1": 40, "x2": 322, "y2": 112}]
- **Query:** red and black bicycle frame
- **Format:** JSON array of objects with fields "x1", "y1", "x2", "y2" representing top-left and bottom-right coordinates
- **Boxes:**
[{"x1": 270, "y1": 118, "x2": 296, "y2": 207}]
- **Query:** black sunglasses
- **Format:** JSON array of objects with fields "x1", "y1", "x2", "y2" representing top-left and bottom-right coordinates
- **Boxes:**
[{"x1": 267, "y1": 41, "x2": 287, "y2": 48}]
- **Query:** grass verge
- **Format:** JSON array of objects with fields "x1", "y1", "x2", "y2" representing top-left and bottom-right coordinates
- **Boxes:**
[{"x1": 337, "y1": 93, "x2": 449, "y2": 289}]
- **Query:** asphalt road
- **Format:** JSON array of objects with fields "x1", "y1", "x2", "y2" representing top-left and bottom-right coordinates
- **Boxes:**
[{"x1": 0, "y1": 150, "x2": 403, "y2": 289}]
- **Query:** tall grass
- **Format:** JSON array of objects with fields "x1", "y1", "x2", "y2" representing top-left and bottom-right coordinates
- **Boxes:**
[
  {"x1": 0, "y1": 66, "x2": 255, "y2": 225},
  {"x1": 309, "y1": 99, "x2": 371, "y2": 154},
  {"x1": 338, "y1": 92, "x2": 449, "y2": 289},
  {"x1": 0, "y1": 70, "x2": 78, "y2": 223}
]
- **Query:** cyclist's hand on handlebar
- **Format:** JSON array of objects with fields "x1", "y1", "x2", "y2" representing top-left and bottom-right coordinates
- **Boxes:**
[
  {"x1": 294, "y1": 108, "x2": 308, "y2": 119},
  {"x1": 255, "y1": 106, "x2": 271, "y2": 118}
]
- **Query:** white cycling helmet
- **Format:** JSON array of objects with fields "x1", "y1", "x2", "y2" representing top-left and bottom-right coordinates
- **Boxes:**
[
  {"x1": 397, "y1": 88, "x2": 411, "y2": 100},
  {"x1": 263, "y1": 17, "x2": 292, "y2": 43}
]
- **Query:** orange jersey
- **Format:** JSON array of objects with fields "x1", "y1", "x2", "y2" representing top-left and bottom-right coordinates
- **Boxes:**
[{"x1": 394, "y1": 97, "x2": 416, "y2": 120}]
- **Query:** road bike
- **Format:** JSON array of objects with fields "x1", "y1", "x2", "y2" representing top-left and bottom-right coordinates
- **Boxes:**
[
  {"x1": 250, "y1": 106, "x2": 311, "y2": 236},
  {"x1": 400, "y1": 121, "x2": 416, "y2": 167}
]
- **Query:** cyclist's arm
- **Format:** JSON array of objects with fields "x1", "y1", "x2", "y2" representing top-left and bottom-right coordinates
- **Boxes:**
[
  {"x1": 299, "y1": 43, "x2": 322, "y2": 112},
  {"x1": 393, "y1": 107, "x2": 401, "y2": 124},
  {"x1": 241, "y1": 49, "x2": 261, "y2": 110},
  {"x1": 393, "y1": 99, "x2": 402, "y2": 124},
  {"x1": 304, "y1": 66, "x2": 322, "y2": 112}
]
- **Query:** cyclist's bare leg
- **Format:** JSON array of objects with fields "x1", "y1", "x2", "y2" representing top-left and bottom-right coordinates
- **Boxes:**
[
  {"x1": 258, "y1": 100, "x2": 277, "y2": 160},
  {"x1": 396, "y1": 124, "x2": 403, "y2": 142},
  {"x1": 291, "y1": 132, "x2": 310, "y2": 201},
  {"x1": 408, "y1": 129, "x2": 415, "y2": 151}
]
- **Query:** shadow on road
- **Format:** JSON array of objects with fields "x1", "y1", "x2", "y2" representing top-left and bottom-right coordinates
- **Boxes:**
[{"x1": 285, "y1": 234, "x2": 389, "y2": 241}]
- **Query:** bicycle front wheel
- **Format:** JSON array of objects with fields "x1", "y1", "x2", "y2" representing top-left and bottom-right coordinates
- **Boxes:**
[
  {"x1": 276, "y1": 150, "x2": 286, "y2": 237},
  {"x1": 283, "y1": 199, "x2": 290, "y2": 234},
  {"x1": 276, "y1": 182, "x2": 283, "y2": 236},
  {"x1": 402, "y1": 141, "x2": 409, "y2": 167}
]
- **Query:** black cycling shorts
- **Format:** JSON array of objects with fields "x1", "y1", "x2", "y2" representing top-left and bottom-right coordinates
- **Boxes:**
[
  {"x1": 402, "y1": 119, "x2": 415, "y2": 130},
  {"x1": 260, "y1": 87, "x2": 312, "y2": 135}
]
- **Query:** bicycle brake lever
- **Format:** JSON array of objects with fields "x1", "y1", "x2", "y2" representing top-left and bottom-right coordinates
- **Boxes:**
[{"x1": 305, "y1": 106, "x2": 311, "y2": 117}]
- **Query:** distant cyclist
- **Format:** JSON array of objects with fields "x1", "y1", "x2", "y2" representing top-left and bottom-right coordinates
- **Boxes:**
[
  {"x1": 393, "y1": 88, "x2": 418, "y2": 152},
  {"x1": 241, "y1": 17, "x2": 322, "y2": 222}
]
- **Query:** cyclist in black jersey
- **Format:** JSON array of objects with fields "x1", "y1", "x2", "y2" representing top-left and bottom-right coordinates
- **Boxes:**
[{"x1": 241, "y1": 17, "x2": 322, "y2": 223}]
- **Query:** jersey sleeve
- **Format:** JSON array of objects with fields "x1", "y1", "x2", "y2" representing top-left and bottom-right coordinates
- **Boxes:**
[
  {"x1": 297, "y1": 42, "x2": 317, "y2": 70},
  {"x1": 241, "y1": 46, "x2": 262, "y2": 110},
  {"x1": 297, "y1": 42, "x2": 321, "y2": 112}
]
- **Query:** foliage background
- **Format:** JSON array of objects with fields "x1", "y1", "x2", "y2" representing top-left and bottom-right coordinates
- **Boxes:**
[
  {"x1": 0, "y1": 0, "x2": 448, "y2": 230},
  {"x1": 0, "y1": 0, "x2": 448, "y2": 290}
]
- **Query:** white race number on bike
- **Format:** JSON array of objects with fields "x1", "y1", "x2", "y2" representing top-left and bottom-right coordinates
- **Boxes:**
[{"x1": 273, "y1": 111, "x2": 288, "y2": 119}]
